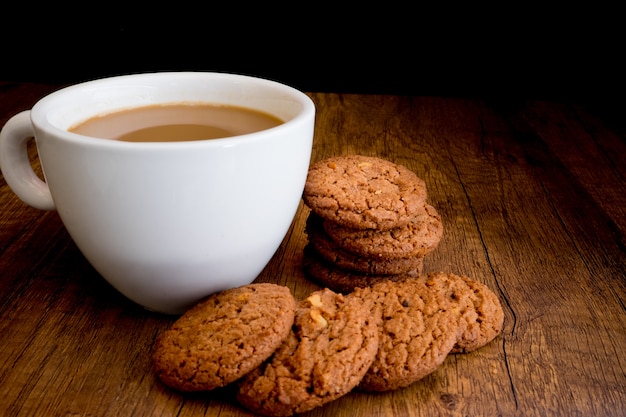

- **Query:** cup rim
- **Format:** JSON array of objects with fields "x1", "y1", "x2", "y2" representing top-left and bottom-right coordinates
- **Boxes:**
[{"x1": 30, "y1": 71, "x2": 315, "y2": 149}]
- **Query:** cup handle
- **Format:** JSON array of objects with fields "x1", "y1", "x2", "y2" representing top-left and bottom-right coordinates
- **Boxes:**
[{"x1": 0, "y1": 111, "x2": 55, "y2": 210}]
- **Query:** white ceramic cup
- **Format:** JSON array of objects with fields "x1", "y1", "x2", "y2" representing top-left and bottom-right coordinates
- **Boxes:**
[{"x1": 0, "y1": 72, "x2": 315, "y2": 314}]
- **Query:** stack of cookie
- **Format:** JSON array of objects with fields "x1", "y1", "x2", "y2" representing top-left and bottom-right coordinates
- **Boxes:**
[
  {"x1": 151, "y1": 155, "x2": 506, "y2": 416},
  {"x1": 301, "y1": 154, "x2": 444, "y2": 293}
]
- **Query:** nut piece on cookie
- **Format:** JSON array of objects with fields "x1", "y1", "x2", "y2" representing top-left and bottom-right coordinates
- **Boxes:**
[
  {"x1": 236, "y1": 288, "x2": 380, "y2": 416},
  {"x1": 152, "y1": 283, "x2": 296, "y2": 392}
]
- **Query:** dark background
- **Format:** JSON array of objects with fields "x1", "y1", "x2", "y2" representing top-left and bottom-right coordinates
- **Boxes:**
[{"x1": 2, "y1": 4, "x2": 623, "y2": 105}]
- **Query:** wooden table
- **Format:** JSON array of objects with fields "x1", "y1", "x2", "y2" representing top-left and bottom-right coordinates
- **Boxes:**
[{"x1": 1, "y1": 81, "x2": 625, "y2": 417}]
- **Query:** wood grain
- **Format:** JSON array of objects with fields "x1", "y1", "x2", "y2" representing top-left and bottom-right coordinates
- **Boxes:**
[{"x1": 1, "y1": 83, "x2": 625, "y2": 416}]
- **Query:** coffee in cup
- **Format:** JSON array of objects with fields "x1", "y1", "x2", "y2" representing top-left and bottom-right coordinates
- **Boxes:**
[{"x1": 69, "y1": 103, "x2": 284, "y2": 142}]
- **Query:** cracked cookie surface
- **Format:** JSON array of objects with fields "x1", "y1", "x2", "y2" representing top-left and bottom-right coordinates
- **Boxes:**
[
  {"x1": 237, "y1": 288, "x2": 379, "y2": 416},
  {"x1": 152, "y1": 283, "x2": 296, "y2": 392},
  {"x1": 352, "y1": 279, "x2": 458, "y2": 392},
  {"x1": 303, "y1": 155, "x2": 427, "y2": 230},
  {"x1": 423, "y1": 271, "x2": 504, "y2": 353}
]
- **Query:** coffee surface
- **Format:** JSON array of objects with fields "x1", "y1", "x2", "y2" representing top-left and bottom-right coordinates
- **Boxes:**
[{"x1": 69, "y1": 103, "x2": 283, "y2": 142}]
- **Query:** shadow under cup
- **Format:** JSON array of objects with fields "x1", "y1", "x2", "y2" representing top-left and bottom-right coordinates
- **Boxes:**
[{"x1": 24, "y1": 72, "x2": 315, "y2": 314}]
